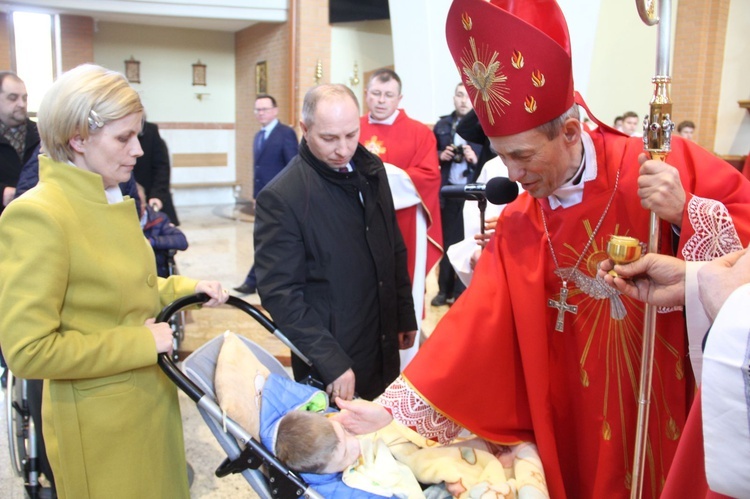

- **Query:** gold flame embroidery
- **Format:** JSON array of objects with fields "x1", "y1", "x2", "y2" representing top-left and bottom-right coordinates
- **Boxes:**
[
  {"x1": 461, "y1": 12, "x2": 472, "y2": 31},
  {"x1": 363, "y1": 136, "x2": 386, "y2": 156},
  {"x1": 511, "y1": 50, "x2": 524, "y2": 69},
  {"x1": 532, "y1": 69, "x2": 545, "y2": 88},
  {"x1": 460, "y1": 37, "x2": 511, "y2": 126},
  {"x1": 524, "y1": 95, "x2": 537, "y2": 113}
]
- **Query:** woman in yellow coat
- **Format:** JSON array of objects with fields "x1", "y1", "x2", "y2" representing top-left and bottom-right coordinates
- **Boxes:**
[{"x1": 0, "y1": 64, "x2": 229, "y2": 498}]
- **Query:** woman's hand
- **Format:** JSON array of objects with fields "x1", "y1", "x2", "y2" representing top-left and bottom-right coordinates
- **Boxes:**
[
  {"x1": 145, "y1": 318, "x2": 173, "y2": 355},
  {"x1": 195, "y1": 281, "x2": 230, "y2": 307}
]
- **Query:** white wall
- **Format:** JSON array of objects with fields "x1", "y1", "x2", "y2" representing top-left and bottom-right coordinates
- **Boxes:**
[
  {"x1": 386, "y1": 0, "x2": 644, "y2": 127},
  {"x1": 388, "y1": 0, "x2": 455, "y2": 124},
  {"x1": 585, "y1": 1, "x2": 680, "y2": 127},
  {"x1": 330, "y1": 20, "x2": 393, "y2": 109},
  {"x1": 94, "y1": 22, "x2": 238, "y2": 205},
  {"x1": 714, "y1": 0, "x2": 750, "y2": 155},
  {"x1": 94, "y1": 22, "x2": 235, "y2": 123}
]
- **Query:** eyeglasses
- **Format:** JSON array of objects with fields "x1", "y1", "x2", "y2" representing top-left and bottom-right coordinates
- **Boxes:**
[{"x1": 254, "y1": 107, "x2": 275, "y2": 113}]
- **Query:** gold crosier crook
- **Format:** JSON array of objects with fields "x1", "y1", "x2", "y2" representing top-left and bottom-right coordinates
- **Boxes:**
[{"x1": 631, "y1": 1, "x2": 674, "y2": 498}]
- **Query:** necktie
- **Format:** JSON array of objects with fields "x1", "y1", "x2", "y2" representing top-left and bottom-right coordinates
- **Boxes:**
[
  {"x1": 257, "y1": 130, "x2": 266, "y2": 151},
  {"x1": 337, "y1": 167, "x2": 348, "y2": 173}
]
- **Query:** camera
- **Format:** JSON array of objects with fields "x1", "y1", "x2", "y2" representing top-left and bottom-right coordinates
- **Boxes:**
[{"x1": 449, "y1": 144, "x2": 464, "y2": 163}]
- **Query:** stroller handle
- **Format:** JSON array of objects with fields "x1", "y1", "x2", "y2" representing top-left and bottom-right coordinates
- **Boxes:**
[{"x1": 157, "y1": 292, "x2": 313, "y2": 367}]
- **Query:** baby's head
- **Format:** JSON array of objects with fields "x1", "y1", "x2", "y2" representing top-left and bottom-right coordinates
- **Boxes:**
[{"x1": 276, "y1": 410, "x2": 361, "y2": 474}]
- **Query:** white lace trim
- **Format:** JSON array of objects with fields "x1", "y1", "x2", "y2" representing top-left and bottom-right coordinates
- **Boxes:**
[
  {"x1": 376, "y1": 375, "x2": 463, "y2": 444},
  {"x1": 682, "y1": 196, "x2": 743, "y2": 261}
]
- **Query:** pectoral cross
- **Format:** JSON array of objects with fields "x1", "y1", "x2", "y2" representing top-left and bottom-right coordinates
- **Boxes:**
[{"x1": 548, "y1": 285, "x2": 577, "y2": 332}]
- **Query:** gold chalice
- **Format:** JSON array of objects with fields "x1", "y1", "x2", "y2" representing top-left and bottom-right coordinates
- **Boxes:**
[{"x1": 606, "y1": 235, "x2": 642, "y2": 277}]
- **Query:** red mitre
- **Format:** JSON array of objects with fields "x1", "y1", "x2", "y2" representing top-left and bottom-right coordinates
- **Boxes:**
[{"x1": 446, "y1": 0, "x2": 575, "y2": 137}]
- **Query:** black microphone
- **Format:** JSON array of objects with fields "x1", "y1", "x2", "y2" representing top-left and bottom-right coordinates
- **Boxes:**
[
  {"x1": 485, "y1": 177, "x2": 519, "y2": 205},
  {"x1": 440, "y1": 177, "x2": 519, "y2": 205},
  {"x1": 440, "y1": 183, "x2": 488, "y2": 200}
]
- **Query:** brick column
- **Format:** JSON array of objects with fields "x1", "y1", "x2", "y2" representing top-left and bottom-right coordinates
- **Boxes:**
[
  {"x1": 234, "y1": 0, "x2": 330, "y2": 201},
  {"x1": 671, "y1": 0, "x2": 731, "y2": 150}
]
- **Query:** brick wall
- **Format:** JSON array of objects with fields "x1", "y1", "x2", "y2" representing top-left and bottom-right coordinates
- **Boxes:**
[
  {"x1": 235, "y1": 22, "x2": 291, "y2": 199},
  {"x1": 234, "y1": 0, "x2": 330, "y2": 201},
  {"x1": 671, "y1": 0, "x2": 731, "y2": 150},
  {"x1": 59, "y1": 15, "x2": 94, "y2": 71},
  {"x1": 0, "y1": 13, "x2": 11, "y2": 70}
]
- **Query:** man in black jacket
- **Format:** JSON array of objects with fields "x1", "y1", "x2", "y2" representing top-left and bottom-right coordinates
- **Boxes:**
[
  {"x1": 430, "y1": 83, "x2": 482, "y2": 306},
  {"x1": 0, "y1": 71, "x2": 39, "y2": 214},
  {"x1": 254, "y1": 84, "x2": 417, "y2": 401},
  {"x1": 134, "y1": 121, "x2": 180, "y2": 225}
]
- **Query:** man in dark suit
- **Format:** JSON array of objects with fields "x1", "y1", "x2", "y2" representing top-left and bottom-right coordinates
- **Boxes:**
[
  {"x1": 234, "y1": 94, "x2": 298, "y2": 294},
  {"x1": 134, "y1": 121, "x2": 180, "y2": 225}
]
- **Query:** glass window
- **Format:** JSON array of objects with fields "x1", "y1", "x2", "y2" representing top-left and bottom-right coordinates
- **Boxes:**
[{"x1": 12, "y1": 11, "x2": 55, "y2": 115}]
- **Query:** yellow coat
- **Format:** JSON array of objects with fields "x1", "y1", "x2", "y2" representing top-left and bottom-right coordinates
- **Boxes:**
[{"x1": 0, "y1": 157, "x2": 198, "y2": 498}]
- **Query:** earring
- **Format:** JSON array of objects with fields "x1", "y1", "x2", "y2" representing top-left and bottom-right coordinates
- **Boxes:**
[{"x1": 88, "y1": 110, "x2": 104, "y2": 131}]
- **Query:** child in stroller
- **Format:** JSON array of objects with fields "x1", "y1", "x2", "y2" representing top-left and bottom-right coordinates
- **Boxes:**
[{"x1": 214, "y1": 332, "x2": 549, "y2": 499}]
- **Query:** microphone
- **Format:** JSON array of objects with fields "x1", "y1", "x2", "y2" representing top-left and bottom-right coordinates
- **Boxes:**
[
  {"x1": 485, "y1": 177, "x2": 519, "y2": 205},
  {"x1": 440, "y1": 177, "x2": 519, "y2": 205}
]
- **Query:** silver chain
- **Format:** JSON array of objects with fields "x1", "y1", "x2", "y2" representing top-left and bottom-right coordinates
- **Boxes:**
[{"x1": 539, "y1": 165, "x2": 622, "y2": 289}]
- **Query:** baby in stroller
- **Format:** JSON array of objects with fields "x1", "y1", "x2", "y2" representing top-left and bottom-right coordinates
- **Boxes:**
[{"x1": 215, "y1": 332, "x2": 548, "y2": 499}]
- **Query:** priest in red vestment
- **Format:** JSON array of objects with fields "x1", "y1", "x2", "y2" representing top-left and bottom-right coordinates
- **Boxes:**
[
  {"x1": 359, "y1": 68, "x2": 443, "y2": 368},
  {"x1": 337, "y1": 1, "x2": 750, "y2": 498}
]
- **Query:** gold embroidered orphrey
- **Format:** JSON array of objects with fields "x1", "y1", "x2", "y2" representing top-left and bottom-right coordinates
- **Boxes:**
[
  {"x1": 541, "y1": 164, "x2": 622, "y2": 332},
  {"x1": 460, "y1": 35, "x2": 510, "y2": 126}
]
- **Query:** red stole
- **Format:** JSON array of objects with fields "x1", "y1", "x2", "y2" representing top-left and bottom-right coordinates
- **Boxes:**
[
  {"x1": 359, "y1": 111, "x2": 443, "y2": 279},
  {"x1": 403, "y1": 127, "x2": 750, "y2": 498}
]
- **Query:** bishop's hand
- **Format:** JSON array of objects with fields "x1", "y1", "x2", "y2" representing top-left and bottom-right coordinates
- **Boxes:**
[{"x1": 636, "y1": 153, "x2": 686, "y2": 227}]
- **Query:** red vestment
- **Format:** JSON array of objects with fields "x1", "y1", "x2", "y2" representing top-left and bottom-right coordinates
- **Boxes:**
[
  {"x1": 385, "y1": 126, "x2": 750, "y2": 498},
  {"x1": 660, "y1": 390, "x2": 731, "y2": 499},
  {"x1": 360, "y1": 111, "x2": 443, "y2": 280}
]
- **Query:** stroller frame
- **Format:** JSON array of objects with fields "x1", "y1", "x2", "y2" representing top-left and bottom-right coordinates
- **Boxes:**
[
  {"x1": 5, "y1": 374, "x2": 54, "y2": 498},
  {"x1": 156, "y1": 293, "x2": 325, "y2": 499}
]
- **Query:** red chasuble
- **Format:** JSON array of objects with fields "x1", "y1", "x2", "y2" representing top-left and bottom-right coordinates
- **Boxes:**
[
  {"x1": 401, "y1": 127, "x2": 750, "y2": 499},
  {"x1": 360, "y1": 110, "x2": 443, "y2": 280}
]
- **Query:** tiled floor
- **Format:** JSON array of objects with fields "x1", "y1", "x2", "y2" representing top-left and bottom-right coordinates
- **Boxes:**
[{"x1": 1, "y1": 203, "x2": 450, "y2": 498}]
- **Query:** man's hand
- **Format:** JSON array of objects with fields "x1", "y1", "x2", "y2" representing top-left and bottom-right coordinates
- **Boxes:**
[
  {"x1": 637, "y1": 153, "x2": 686, "y2": 226},
  {"x1": 398, "y1": 330, "x2": 417, "y2": 349},
  {"x1": 327, "y1": 368, "x2": 355, "y2": 401},
  {"x1": 472, "y1": 215, "x2": 498, "y2": 249},
  {"x1": 462, "y1": 145, "x2": 478, "y2": 165},
  {"x1": 439, "y1": 145, "x2": 456, "y2": 163},
  {"x1": 598, "y1": 253, "x2": 686, "y2": 307},
  {"x1": 331, "y1": 397, "x2": 393, "y2": 434},
  {"x1": 698, "y1": 248, "x2": 749, "y2": 322}
]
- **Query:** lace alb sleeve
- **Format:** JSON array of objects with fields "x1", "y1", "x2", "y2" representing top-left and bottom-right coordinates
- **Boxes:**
[
  {"x1": 682, "y1": 196, "x2": 743, "y2": 261},
  {"x1": 376, "y1": 375, "x2": 464, "y2": 444}
]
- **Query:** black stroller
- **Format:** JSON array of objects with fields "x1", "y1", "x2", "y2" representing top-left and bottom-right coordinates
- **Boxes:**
[{"x1": 157, "y1": 293, "x2": 325, "y2": 499}]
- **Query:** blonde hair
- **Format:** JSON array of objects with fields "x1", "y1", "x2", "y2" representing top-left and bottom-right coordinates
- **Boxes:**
[
  {"x1": 37, "y1": 64, "x2": 143, "y2": 162},
  {"x1": 276, "y1": 411, "x2": 339, "y2": 473}
]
